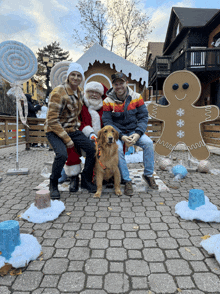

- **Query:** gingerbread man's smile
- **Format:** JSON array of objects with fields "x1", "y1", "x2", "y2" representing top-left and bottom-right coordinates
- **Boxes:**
[{"x1": 175, "y1": 94, "x2": 187, "y2": 100}]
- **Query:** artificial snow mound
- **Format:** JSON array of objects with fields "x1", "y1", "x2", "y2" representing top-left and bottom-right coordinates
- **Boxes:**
[
  {"x1": 21, "y1": 200, "x2": 65, "y2": 223},
  {"x1": 0, "y1": 234, "x2": 41, "y2": 269},
  {"x1": 175, "y1": 196, "x2": 220, "y2": 222},
  {"x1": 201, "y1": 234, "x2": 220, "y2": 265},
  {"x1": 125, "y1": 151, "x2": 143, "y2": 163}
]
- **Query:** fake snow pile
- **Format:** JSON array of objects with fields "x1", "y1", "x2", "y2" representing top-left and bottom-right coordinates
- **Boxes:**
[
  {"x1": 201, "y1": 234, "x2": 220, "y2": 264},
  {"x1": 20, "y1": 200, "x2": 65, "y2": 223},
  {"x1": 175, "y1": 196, "x2": 220, "y2": 222},
  {"x1": 0, "y1": 234, "x2": 41, "y2": 269},
  {"x1": 125, "y1": 151, "x2": 143, "y2": 163}
]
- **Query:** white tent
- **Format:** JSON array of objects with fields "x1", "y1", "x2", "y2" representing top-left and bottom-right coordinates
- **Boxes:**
[{"x1": 76, "y1": 43, "x2": 148, "y2": 87}]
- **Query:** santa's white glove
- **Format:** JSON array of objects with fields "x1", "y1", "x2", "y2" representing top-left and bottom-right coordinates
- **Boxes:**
[
  {"x1": 90, "y1": 133, "x2": 97, "y2": 141},
  {"x1": 129, "y1": 133, "x2": 140, "y2": 145}
]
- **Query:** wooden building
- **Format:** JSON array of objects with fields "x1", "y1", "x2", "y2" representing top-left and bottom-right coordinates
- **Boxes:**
[{"x1": 147, "y1": 7, "x2": 220, "y2": 106}]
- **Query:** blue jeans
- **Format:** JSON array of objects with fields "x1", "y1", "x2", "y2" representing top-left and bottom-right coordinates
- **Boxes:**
[{"x1": 117, "y1": 132, "x2": 154, "y2": 182}]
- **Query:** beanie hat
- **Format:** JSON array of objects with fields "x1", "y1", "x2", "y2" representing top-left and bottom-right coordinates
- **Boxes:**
[
  {"x1": 66, "y1": 63, "x2": 84, "y2": 80},
  {"x1": 85, "y1": 82, "x2": 104, "y2": 95}
]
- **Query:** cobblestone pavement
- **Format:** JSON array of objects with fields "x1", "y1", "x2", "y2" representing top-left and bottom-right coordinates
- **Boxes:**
[{"x1": 1, "y1": 144, "x2": 220, "y2": 294}]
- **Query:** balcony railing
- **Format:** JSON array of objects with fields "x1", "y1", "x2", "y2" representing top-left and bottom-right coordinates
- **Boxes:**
[
  {"x1": 149, "y1": 56, "x2": 172, "y2": 84},
  {"x1": 149, "y1": 48, "x2": 220, "y2": 84},
  {"x1": 172, "y1": 48, "x2": 220, "y2": 72}
]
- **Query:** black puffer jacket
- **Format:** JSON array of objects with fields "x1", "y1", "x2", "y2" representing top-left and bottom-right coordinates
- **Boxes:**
[{"x1": 25, "y1": 94, "x2": 41, "y2": 118}]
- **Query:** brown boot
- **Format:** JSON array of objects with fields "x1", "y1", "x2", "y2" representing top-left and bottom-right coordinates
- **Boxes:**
[
  {"x1": 124, "y1": 181, "x2": 134, "y2": 196},
  {"x1": 142, "y1": 174, "x2": 158, "y2": 190}
]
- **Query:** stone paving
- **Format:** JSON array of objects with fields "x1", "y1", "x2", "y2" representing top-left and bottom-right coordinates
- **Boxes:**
[{"x1": 0, "y1": 144, "x2": 220, "y2": 294}]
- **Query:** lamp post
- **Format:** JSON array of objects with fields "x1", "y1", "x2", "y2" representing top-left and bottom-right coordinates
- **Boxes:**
[{"x1": 43, "y1": 56, "x2": 53, "y2": 100}]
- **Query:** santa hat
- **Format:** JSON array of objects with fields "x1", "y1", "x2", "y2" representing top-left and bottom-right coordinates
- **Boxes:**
[
  {"x1": 85, "y1": 82, "x2": 104, "y2": 96},
  {"x1": 66, "y1": 63, "x2": 84, "y2": 80},
  {"x1": 101, "y1": 83, "x2": 108, "y2": 100}
]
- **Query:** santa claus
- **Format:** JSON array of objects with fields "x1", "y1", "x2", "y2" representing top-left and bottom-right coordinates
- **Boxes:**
[{"x1": 59, "y1": 81, "x2": 107, "y2": 192}]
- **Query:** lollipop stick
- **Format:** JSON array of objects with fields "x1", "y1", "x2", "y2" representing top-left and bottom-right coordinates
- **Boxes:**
[{"x1": 16, "y1": 93, "x2": 19, "y2": 170}]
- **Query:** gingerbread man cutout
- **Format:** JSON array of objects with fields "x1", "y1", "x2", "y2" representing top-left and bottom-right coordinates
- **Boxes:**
[{"x1": 148, "y1": 70, "x2": 219, "y2": 160}]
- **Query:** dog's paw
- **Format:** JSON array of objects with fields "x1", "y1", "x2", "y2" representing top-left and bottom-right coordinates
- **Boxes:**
[
  {"x1": 115, "y1": 189, "x2": 122, "y2": 196},
  {"x1": 93, "y1": 192, "x2": 101, "y2": 198}
]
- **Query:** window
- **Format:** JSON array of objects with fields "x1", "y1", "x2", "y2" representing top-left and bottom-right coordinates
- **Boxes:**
[
  {"x1": 190, "y1": 47, "x2": 206, "y2": 68},
  {"x1": 176, "y1": 23, "x2": 180, "y2": 36}
]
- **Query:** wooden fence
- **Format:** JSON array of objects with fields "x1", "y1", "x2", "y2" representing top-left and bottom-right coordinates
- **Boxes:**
[
  {"x1": 0, "y1": 116, "x2": 48, "y2": 150},
  {"x1": 201, "y1": 117, "x2": 220, "y2": 147},
  {"x1": 1, "y1": 115, "x2": 220, "y2": 150}
]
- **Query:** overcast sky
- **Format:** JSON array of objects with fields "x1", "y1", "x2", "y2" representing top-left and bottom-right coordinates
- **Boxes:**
[{"x1": 0, "y1": 0, "x2": 219, "y2": 61}]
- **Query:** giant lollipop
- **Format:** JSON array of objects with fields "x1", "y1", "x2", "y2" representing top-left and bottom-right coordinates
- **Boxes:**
[
  {"x1": 50, "y1": 60, "x2": 71, "y2": 90},
  {"x1": 0, "y1": 40, "x2": 38, "y2": 174},
  {"x1": 50, "y1": 60, "x2": 84, "y2": 91}
]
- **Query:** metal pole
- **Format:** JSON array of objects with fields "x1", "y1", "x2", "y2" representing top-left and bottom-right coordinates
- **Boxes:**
[{"x1": 16, "y1": 95, "x2": 19, "y2": 170}]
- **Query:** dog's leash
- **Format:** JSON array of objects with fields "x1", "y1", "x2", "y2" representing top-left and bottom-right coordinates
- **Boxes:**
[{"x1": 91, "y1": 135, "x2": 107, "y2": 170}]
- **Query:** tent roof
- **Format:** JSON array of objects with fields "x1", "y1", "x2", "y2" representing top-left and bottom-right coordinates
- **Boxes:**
[{"x1": 76, "y1": 43, "x2": 148, "y2": 86}]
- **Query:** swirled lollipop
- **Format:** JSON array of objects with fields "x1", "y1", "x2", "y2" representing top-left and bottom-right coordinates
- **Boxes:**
[
  {"x1": 0, "y1": 40, "x2": 38, "y2": 126},
  {"x1": 0, "y1": 40, "x2": 38, "y2": 84},
  {"x1": 50, "y1": 60, "x2": 71, "y2": 90}
]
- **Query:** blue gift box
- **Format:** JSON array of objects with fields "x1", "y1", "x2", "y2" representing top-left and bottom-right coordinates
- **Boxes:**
[
  {"x1": 188, "y1": 189, "x2": 205, "y2": 210},
  {"x1": 0, "y1": 220, "x2": 21, "y2": 260}
]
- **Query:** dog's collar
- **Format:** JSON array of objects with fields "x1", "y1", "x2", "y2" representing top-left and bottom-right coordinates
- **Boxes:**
[{"x1": 92, "y1": 136, "x2": 107, "y2": 170}]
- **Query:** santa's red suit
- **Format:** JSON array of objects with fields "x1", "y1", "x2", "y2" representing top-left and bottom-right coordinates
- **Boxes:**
[{"x1": 64, "y1": 83, "x2": 107, "y2": 177}]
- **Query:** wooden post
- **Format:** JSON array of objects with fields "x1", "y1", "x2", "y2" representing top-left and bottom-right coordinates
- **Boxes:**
[
  {"x1": 35, "y1": 190, "x2": 51, "y2": 209},
  {"x1": 25, "y1": 122, "x2": 30, "y2": 150}
]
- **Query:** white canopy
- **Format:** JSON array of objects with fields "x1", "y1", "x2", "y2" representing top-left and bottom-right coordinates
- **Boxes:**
[{"x1": 76, "y1": 43, "x2": 148, "y2": 86}]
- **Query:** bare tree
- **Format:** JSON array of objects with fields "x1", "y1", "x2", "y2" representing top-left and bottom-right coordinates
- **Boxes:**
[
  {"x1": 108, "y1": 0, "x2": 151, "y2": 60},
  {"x1": 73, "y1": 0, "x2": 152, "y2": 65},
  {"x1": 73, "y1": 0, "x2": 109, "y2": 51}
]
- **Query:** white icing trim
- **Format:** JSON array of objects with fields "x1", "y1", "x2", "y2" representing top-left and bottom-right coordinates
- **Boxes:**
[{"x1": 76, "y1": 43, "x2": 148, "y2": 85}]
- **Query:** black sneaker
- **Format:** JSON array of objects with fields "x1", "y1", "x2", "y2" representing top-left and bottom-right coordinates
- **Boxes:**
[
  {"x1": 142, "y1": 174, "x2": 158, "y2": 190},
  {"x1": 81, "y1": 175, "x2": 97, "y2": 193},
  {"x1": 49, "y1": 179, "x2": 60, "y2": 199}
]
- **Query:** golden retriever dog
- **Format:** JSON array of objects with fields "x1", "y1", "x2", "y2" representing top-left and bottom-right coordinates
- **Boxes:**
[{"x1": 93, "y1": 125, "x2": 122, "y2": 198}]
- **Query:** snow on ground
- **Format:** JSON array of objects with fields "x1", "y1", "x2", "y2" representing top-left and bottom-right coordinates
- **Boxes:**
[
  {"x1": 125, "y1": 151, "x2": 143, "y2": 163},
  {"x1": 201, "y1": 234, "x2": 220, "y2": 265},
  {"x1": 0, "y1": 234, "x2": 41, "y2": 269},
  {"x1": 20, "y1": 200, "x2": 65, "y2": 223},
  {"x1": 175, "y1": 196, "x2": 220, "y2": 222}
]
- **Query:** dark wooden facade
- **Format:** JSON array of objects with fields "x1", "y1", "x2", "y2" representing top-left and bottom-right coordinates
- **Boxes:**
[{"x1": 148, "y1": 7, "x2": 220, "y2": 106}]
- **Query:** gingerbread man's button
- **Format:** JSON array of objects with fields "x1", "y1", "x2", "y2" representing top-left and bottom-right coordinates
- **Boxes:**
[
  {"x1": 176, "y1": 119, "x2": 185, "y2": 127},
  {"x1": 176, "y1": 108, "x2": 185, "y2": 116}
]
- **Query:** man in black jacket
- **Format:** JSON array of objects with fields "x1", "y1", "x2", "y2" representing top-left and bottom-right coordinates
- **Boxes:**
[
  {"x1": 25, "y1": 94, "x2": 43, "y2": 117},
  {"x1": 24, "y1": 94, "x2": 43, "y2": 147}
]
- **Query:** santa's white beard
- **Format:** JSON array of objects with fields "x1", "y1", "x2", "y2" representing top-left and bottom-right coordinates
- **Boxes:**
[
  {"x1": 84, "y1": 92, "x2": 103, "y2": 110},
  {"x1": 88, "y1": 98, "x2": 102, "y2": 108}
]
